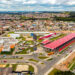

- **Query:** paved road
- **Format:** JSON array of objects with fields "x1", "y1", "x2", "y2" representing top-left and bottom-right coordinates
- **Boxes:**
[{"x1": 0, "y1": 42, "x2": 75, "y2": 75}]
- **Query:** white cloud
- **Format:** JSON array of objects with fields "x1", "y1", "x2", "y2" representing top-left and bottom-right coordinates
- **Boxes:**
[
  {"x1": 42, "y1": 0, "x2": 56, "y2": 4},
  {"x1": 23, "y1": 0, "x2": 37, "y2": 4},
  {"x1": 0, "y1": 0, "x2": 75, "y2": 5},
  {"x1": 67, "y1": 0, "x2": 75, "y2": 5},
  {"x1": 0, "y1": 0, "x2": 75, "y2": 11}
]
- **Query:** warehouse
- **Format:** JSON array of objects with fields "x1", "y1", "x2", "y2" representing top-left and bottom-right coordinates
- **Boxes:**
[
  {"x1": 44, "y1": 33, "x2": 75, "y2": 52},
  {"x1": 41, "y1": 40, "x2": 51, "y2": 45}
]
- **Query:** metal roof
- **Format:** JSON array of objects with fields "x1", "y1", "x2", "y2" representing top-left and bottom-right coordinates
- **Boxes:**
[{"x1": 44, "y1": 33, "x2": 75, "y2": 49}]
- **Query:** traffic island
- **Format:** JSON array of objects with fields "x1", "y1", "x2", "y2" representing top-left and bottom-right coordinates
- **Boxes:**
[
  {"x1": 28, "y1": 59, "x2": 39, "y2": 63},
  {"x1": 38, "y1": 56, "x2": 48, "y2": 59}
]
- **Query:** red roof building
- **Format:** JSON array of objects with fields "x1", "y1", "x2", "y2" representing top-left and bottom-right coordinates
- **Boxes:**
[
  {"x1": 39, "y1": 33, "x2": 56, "y2": 40},
  {"x1": 41, "y1": 40, "x2": 50, "y2": 45},
  {"x1": 44, "y1": 33, "x2": 75, "y2": 50}
]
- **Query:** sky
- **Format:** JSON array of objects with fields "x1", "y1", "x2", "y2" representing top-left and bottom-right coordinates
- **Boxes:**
[{"x1": 0, "y1": 0, "x2": 75, "y2": 11}]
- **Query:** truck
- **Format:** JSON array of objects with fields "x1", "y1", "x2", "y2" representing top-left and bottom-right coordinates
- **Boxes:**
[{"x1": 48, "y1": 52, "x2": 54, "y2": 56}]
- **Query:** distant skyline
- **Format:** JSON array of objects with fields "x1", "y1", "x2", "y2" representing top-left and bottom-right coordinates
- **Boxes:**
[{"x1": 0, "y1": 0, "x2": 75, "y2": 11}]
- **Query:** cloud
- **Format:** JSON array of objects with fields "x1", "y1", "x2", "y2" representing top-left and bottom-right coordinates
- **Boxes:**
[
  {"x1": 23, "y1": 0, "x2": 37, "y2": 4},
  {"x1": 0, "y1": 0, "x2": 75, "y2": 11},
  {"x1": 67, "y1": 0, "x2": 75, "y2": 5},
  {"x1": 41, "y1": 0, "x2": 56, "y2": 4}
]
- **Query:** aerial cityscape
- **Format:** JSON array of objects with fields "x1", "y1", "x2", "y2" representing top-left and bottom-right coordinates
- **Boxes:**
[{"x1": 0, "y1": 0, "x2": 75, "y2": 75}]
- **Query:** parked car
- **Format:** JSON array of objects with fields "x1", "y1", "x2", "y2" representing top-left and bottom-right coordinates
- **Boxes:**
[{"x1": 3, "y1": 60, "x2": 7, "y2": 63}]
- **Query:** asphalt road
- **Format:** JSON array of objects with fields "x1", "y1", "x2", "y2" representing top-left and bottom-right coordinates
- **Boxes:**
[{"x1": 0, "y1": 32, "x2": 75, "y2": 75}]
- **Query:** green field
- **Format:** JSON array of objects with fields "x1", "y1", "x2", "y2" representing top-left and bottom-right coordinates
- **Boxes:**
[{"x1": 50, "y1": 34, "x2": 66, "y2": 41}]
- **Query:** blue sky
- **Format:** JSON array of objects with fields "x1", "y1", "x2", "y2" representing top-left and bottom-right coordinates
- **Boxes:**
[{"x1": 0, "y1": 0, "x2": 75, "y2": 11}]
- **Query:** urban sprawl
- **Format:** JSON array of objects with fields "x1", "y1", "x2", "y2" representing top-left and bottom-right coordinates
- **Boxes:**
[{"x1": 0, "y1": 12, "x2": 75, "y2": 75}]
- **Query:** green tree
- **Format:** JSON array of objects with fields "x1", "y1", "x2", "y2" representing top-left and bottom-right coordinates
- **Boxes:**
[{"x1": 54, "y1": 71, "x2": 75, "y2": 75}]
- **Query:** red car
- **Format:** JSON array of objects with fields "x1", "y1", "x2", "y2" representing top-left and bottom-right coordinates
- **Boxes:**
[{"x1": 3, "y1": 60, "x2": 7, "y2": 63}]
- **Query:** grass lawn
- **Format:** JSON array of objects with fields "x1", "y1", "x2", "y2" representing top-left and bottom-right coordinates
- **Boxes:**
[
  {"x1": 16, "y1": 48, "x2": 28, "y2": 54},
  {"x1": 29, "y1": 65, "x2": 34, "y2": 72},
  {"x1": 18, "y1": 41, "x2": 23, "y2": 43},
  {"x1": 69, "y1": 62, "x2": 75, "y2": 71},
  {"x1": 16, "y1": 47, "x2": 34, "y2": 54},
  {"x1": 25, "y1": 41, "x2": 34, "y2": 44},
  {"x1": 38, "y1": 56, "x2": 48, "y2": 59},
  {"x1": 2, "y1": 57, "x2": 23, "y2": 59},
  {"x1": 50, "y1": 34, "x2": 66, "y2": 41},
  {"x1": 8, "y1": 31, "x2": 14, "y2": 34},
  {"x1": 38, "y1": 39, "x2": 43, "y2": 43},
  {"x1": 12, "y1": 64, "x2": 17, "y2": 71},
  {"x1": 39, "y1": 53, "x2": 43, "y2": 56},
  {"x1": 48, "y1": 69, "x2": 60, "y2": 75},
  {"x1": 48, "y1": 68, "x2": 75, "y2": 75},
  {"x1": 5, "y1": 64, "x2": 9, "y2": 68},
  {"x1": 41, "y1": 63, "x2": 44, "y2": 64},
  {"x1": 28, "y1": 59, "x2": 39, "y2": 62},
  {"x1": 68, "y1": 58, "x2": 75, "y2": 71},
  {"x1": 47, "y1": 58, "x2": 53, "y2": 61}
]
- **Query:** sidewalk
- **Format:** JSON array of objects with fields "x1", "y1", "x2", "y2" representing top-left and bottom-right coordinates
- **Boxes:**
[{"x1": 44, "y1": 49, "x2": 75, "y2": 75}]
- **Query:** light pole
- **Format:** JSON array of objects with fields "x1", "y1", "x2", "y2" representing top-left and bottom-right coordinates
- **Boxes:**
[{"x1": 0, "y1": 48, "x2": 2, "y2": 74}]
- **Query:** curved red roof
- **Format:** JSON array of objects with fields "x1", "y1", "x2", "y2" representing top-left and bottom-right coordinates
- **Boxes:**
[
  {"x1": 42, "y1": 40, "x2": 50, "y2": 44},
  {"x1": 44, "y1": 33, "x2": 75, "y2": 49}
]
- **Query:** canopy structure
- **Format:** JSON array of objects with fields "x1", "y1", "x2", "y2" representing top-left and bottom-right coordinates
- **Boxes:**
[
  {"x1": 42, "y1": 40, "x2": 50, "y2": 44},
  {"x1": 44, "y1": 33, "x2": 75, "y2": 50},
  {"x1": 39, "y1": 33, "x2": 56, "y2": 40}
]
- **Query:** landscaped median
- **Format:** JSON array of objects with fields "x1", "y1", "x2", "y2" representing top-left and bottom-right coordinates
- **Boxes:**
[
  {"x1": 47, "y1": 58, "x2": 53, "y2": 61},
  {"x1": 0, "y1": 57, "x2": 23, "y2": 59},
  {"x1": 38, "y1": 56, "x2": 48, "y2": 59},
  {"x1": 28, "y1": 59, "x2": 39, "y2": 63}
]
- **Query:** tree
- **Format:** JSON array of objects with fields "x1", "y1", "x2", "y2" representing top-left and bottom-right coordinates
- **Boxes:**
[{"x1": 54, "y1": 71, "x2": 75, "y2": 75}]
